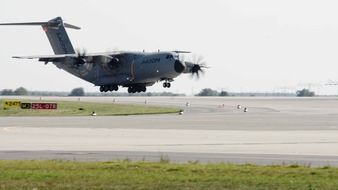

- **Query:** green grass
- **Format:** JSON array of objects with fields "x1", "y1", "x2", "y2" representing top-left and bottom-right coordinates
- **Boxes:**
[
  {"x1": 0, "y1": 99, "x2": 180, "y2": 116},
  {"x1": 0, "y1": 160, "x2": 337, "y2": 190}
]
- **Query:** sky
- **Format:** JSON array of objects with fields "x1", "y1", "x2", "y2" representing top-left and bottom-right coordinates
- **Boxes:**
[{"x1": 1, "y1": 0, "x2": 338, "y2": 95}]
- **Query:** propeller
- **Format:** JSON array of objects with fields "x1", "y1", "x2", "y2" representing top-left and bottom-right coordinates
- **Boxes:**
[
  {"x1": 99, "y1": 53, "x2": 124, "y2": 71},
  {"x1": 183, "y1": 54, "x2": 208, "y2": 79},
  {"x1": 72, "y1": 48, "x2": 123, "y2": 69},
  {"x1": 74, "y1": 48, "x2": 89, "y2": 67}
]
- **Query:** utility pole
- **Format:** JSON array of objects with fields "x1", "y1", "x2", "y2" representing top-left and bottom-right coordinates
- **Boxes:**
[
  {"x1": 297, "y1": 83, "x2": 322, "y2": 95},
  {"x1": 326, "y1": 80, "x2": 338, "y2": 96}
]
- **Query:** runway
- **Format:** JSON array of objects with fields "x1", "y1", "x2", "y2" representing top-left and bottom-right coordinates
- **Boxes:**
[{"x1": 1, "y1": 96, "x2": 338, "y2": 167}]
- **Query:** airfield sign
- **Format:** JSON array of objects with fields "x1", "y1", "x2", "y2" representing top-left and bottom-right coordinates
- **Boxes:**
[
  {"x1": 20, "y1": 103, "x2": 31, "y2": 109},
  {"x1": 4, "y1": 101, "x2": 21, "y2": 107},
  {"x1": 31, "y1": 103, "x2": 57, "y2": 109},
  {"x1": 9, "y1": 102, "x2": 58, "y2": 110}
]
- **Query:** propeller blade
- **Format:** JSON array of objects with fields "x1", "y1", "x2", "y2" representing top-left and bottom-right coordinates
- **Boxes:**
[
  {"x1": 73, "y1": 48, "x2": 89, "y2": 67},
  {"x1": 187, "y1": 54, "x2": 208, "y2": 80}
]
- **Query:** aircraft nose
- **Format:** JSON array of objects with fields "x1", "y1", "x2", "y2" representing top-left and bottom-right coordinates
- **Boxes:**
[{"x1": 174, "y1": 60, "x2": 185, "y2": 73}]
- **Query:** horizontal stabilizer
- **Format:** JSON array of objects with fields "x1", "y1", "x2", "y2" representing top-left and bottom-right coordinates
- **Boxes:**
[
  {"x1": 64, "y1": 23, "x2": 81, "y2": 30},
  {"x1": 0, "y1": 19, "x2": 80, "y2": 30},
  {"x1": 0, "y1": 17, "x2": 80, "y2": 54},
  {"x1": 0, "y1": 22, "x2": 47, "y2": 26}
]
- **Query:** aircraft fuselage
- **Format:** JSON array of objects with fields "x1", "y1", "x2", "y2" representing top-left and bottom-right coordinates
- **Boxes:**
[{"x1": 55, "y1": 51, "x2": 185, "y2": 89}]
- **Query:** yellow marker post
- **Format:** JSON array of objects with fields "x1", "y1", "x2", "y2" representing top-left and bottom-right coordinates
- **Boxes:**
[{"x1": 4, "y1": 101, "x2": 21, "y2": 107}]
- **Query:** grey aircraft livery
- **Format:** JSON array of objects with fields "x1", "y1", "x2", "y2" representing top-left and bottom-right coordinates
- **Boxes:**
[{"x1": 0, "y1": 17, "x2": 207, "y2": 93}]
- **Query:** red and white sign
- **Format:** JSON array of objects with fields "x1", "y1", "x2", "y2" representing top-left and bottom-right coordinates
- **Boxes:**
[{"x1": 31, "y1": 103, "x2": 57, "y2": 110}]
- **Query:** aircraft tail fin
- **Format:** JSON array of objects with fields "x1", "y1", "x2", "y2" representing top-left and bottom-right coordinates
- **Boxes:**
[{"x1": 0, "y1": 17, "x2": 80, "y2": 55}]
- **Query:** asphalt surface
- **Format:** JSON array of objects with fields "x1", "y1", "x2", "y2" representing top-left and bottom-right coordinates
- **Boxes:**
[{"x1": 1, "y1": 96, "x2": 338, "y2": 167}]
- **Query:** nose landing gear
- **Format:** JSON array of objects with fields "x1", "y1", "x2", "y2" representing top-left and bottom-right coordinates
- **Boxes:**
[{"x1": 163, "y1": 82, "x2": 171, "y2": 88}]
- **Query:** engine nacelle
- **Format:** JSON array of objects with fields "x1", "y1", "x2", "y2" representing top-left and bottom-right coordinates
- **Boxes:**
[
  {"x1": 107, "y1": 57, "x2": 120, "y2": 69},
  {"x1": 62, "y1": 56, "x2": 86, "y2": 68}
]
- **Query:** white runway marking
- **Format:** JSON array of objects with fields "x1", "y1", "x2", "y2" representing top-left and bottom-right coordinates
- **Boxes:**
[{"x1": 1, "y1": 127, "x2": 338, "y2": 156}]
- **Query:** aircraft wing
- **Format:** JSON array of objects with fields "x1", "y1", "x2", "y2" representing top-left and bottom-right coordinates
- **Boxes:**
[
  {"x1": 13, "y1": 54, "x2": 72, "y2": 64},
  {"x1": 12, "y1": 52, "x2": 122, "y2": 64}
]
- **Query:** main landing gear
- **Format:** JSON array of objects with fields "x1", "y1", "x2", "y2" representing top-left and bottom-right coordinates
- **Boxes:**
[
  {"x1": 99, "y1": 85, "x2": 118, "y2": 92},
  {"x1": 163, "y1": 82, "x2": 171, "y2": 88},
  {"x1": 128, "y1": 86, "x2": 146, "y2": 93}
]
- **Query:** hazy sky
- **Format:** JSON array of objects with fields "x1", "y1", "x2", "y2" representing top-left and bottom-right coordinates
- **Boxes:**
[{"x1": 1, "y1": 0, "x2": 338, "y2": 95}]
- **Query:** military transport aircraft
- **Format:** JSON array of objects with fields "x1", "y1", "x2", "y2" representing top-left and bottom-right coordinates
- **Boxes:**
[{"x1": 0, "y1": 17, "x2": 207, "y2": 93}]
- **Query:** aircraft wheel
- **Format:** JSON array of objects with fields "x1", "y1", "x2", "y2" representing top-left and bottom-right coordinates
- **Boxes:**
[
  {"x1": 99, "y1": 86, "x2": 104, "y2": 92},
  {"x1": 109, "y1": 86, "x2": 114, "y2": 91},
  {"x1": 142, "y1": 86, "x2": 146, "y2": 92},
  {"x1": 104, "y1": 86, "x2": 109, "y2": 92},
  {"x1": 163, "y1": 82, "x2": 171, "y2": 88},
  {"x1": 128, "y1": 87, "x2": 137, "y2": 93},
  {"x1": 136, "y1": 87, "x2": 141, "y2": 93}
]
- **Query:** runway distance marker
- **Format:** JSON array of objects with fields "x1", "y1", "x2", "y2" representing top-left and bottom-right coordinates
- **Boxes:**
[
  {"x1": 19, "y1": 102, "x2": 58, "y2": 109},
  {"x1": 31, "y1": 103, "x2": 57, "y2": 110},
  {"x1": 3, "y1": 101, "x2": 21, "y2": 107},
  {"x1": 20, "y1": 103, "x2": 31, "y2": 109}
]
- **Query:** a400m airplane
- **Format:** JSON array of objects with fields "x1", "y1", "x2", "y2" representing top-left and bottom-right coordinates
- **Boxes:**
[{"x1": 0, "y1": 17, "x2": 207, "y2": 93}]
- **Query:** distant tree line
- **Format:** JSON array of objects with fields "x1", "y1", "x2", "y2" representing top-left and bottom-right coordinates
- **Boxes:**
[
  {"x1": 0, "y1": 87, "x2": 86, "y2": 96},
  {"x1": 296, "y1": 88, "x2": 315, "y2": 97},
  {"x1": 196, "y1": 88, "x2": 316, "y2": 97},
  {"x1": 0, "y1": 87, "x2": 186, "y2": 97},
  {"x1": 1, "y1": 87, "x2": 28, "y2": 95},
  {"x1": 68, "y1": 87, "x2": 85, "y2": 96},
  {"x1": 0, "y1": 87, "x2": 316, "y2": 97},
  {"x1": 195, "y1": 88, "x2": 229, "y2": 96}
]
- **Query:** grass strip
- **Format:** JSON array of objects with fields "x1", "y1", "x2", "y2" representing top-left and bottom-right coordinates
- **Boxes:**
[
  {"x1": 0, "y1": 160, "x2": 337, "y2": 190},
  {"x1": 0, "y1": 99, "x2": 179, "y2": 116}
]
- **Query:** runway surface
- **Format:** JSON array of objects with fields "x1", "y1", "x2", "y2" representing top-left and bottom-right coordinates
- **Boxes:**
[{"x1": 1, "y1": 96, "x2": 338, "y2": 167}]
